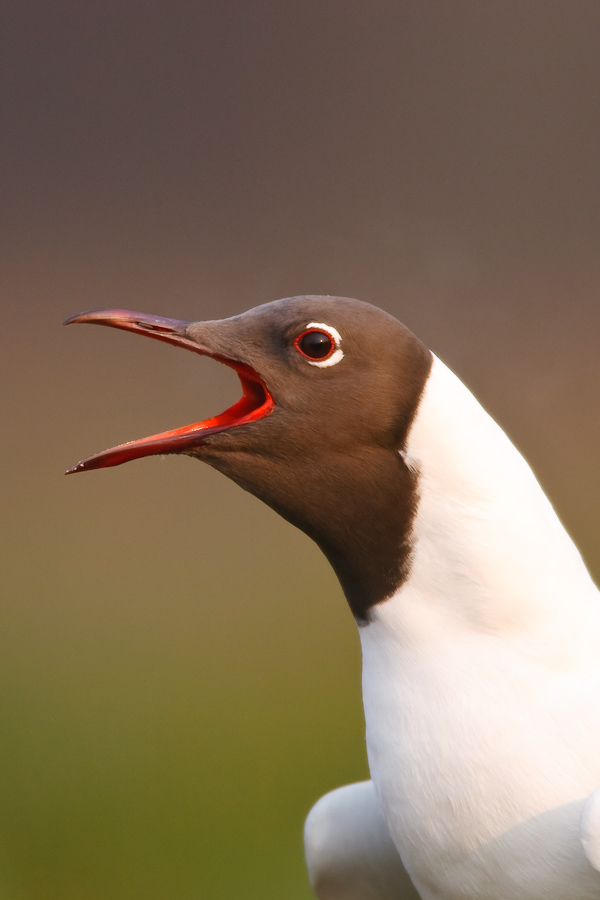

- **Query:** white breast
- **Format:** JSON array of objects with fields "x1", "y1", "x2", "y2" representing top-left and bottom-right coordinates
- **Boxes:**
[{"x1": 359, "y1": 356, "x2": 600, "y2": 899}]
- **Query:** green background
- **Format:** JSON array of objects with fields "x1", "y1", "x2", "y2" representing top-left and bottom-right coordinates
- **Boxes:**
[{"x1": 2, "y1": 3, "x2": 600, "y2": 898}]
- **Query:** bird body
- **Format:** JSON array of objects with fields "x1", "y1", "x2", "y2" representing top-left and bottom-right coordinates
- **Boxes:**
[
  {"x1": 361, "y1": 356, "x2": 600, "y2": 899},
  {"x1": 65, "y1": 297, "x2": 600, "y2": 899}
]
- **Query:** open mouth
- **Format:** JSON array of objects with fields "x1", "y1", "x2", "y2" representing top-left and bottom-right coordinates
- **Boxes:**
[{"x1": 64, "y1": 309, "x2": 275, "y2": 474}]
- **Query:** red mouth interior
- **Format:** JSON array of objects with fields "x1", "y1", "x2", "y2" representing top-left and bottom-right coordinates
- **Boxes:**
[{"x1": 66, "y1": 359, "x2": 274, "y2": 474}]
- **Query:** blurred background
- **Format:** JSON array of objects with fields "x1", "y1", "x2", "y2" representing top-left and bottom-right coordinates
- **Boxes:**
[{"x1": 1, "y1": 2, "x2": 599, "y2": 897}]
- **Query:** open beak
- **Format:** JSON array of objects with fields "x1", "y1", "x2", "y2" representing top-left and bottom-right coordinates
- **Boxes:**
[{"x1": 64, "y1": 309, "x2": 275, "y2": 474}]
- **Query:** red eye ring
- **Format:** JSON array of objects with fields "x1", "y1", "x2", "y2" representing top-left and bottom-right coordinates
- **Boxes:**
[{"x1": 294, "y1": 328, "x2": 335, "y2": 361}]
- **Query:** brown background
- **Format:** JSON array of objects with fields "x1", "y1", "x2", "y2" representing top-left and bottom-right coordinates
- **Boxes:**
[{"x1": 2, "y1": 2, "x2": 599, "y2": 898}]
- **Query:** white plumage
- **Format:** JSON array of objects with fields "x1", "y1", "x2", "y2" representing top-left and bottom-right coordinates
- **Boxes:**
[{"x1": 308, "y1": 356, "x2": 600, "y2": 899}]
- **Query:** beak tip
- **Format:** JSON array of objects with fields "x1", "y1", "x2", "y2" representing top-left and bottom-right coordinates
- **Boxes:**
[
  {"x1": 63, "y1": 311, "x2": 94, "y2": 326},
  {"x1": 65, "y1": 461, "x2": 86, "y2": 475}
]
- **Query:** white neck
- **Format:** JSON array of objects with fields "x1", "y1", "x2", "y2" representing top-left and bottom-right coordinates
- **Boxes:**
[{"x1": 373, "y1": 355, "x2": 597, "y2": 649}]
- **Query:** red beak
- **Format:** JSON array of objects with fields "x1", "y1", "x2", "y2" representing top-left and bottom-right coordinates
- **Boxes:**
[{"x1": 64, "y1": 309, "x2": 274, "y2": 474}]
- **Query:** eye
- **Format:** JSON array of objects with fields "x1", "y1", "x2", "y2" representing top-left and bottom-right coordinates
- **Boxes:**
[
  {"x1": 293, "y1": 322, "x2": 344, "y2": 368},
  {"x1": 296, "y1": 330, "x2": 333, "y2": 360}
]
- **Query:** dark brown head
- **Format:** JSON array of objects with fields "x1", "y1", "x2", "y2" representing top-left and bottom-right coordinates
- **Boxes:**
[{"x1": 65, "y1": 296, "x2": 432, "y2": 623}]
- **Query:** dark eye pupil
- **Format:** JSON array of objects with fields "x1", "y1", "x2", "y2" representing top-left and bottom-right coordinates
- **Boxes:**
[{"x1": 298, "y1": 331, "x2": 333, "y2": 359}]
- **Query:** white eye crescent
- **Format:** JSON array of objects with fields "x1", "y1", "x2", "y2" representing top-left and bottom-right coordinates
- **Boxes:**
[{"x1": 295, "y1": 322, "x2": 344, "y2": 368}]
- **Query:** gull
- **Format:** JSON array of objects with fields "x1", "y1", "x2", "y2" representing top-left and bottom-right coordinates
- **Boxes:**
[{"x1": 65, "y1": 296, "x2": 600, "y2": 900}]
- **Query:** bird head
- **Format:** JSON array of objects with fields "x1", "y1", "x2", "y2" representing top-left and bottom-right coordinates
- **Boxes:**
[{"x1": 65, "y1": 296, "x2": 432, "y2": 622}]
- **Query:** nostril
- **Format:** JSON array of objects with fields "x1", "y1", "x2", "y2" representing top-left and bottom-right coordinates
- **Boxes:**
[{"x1": 137, "y1": 322, "x2": 173, "y2": 333}]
